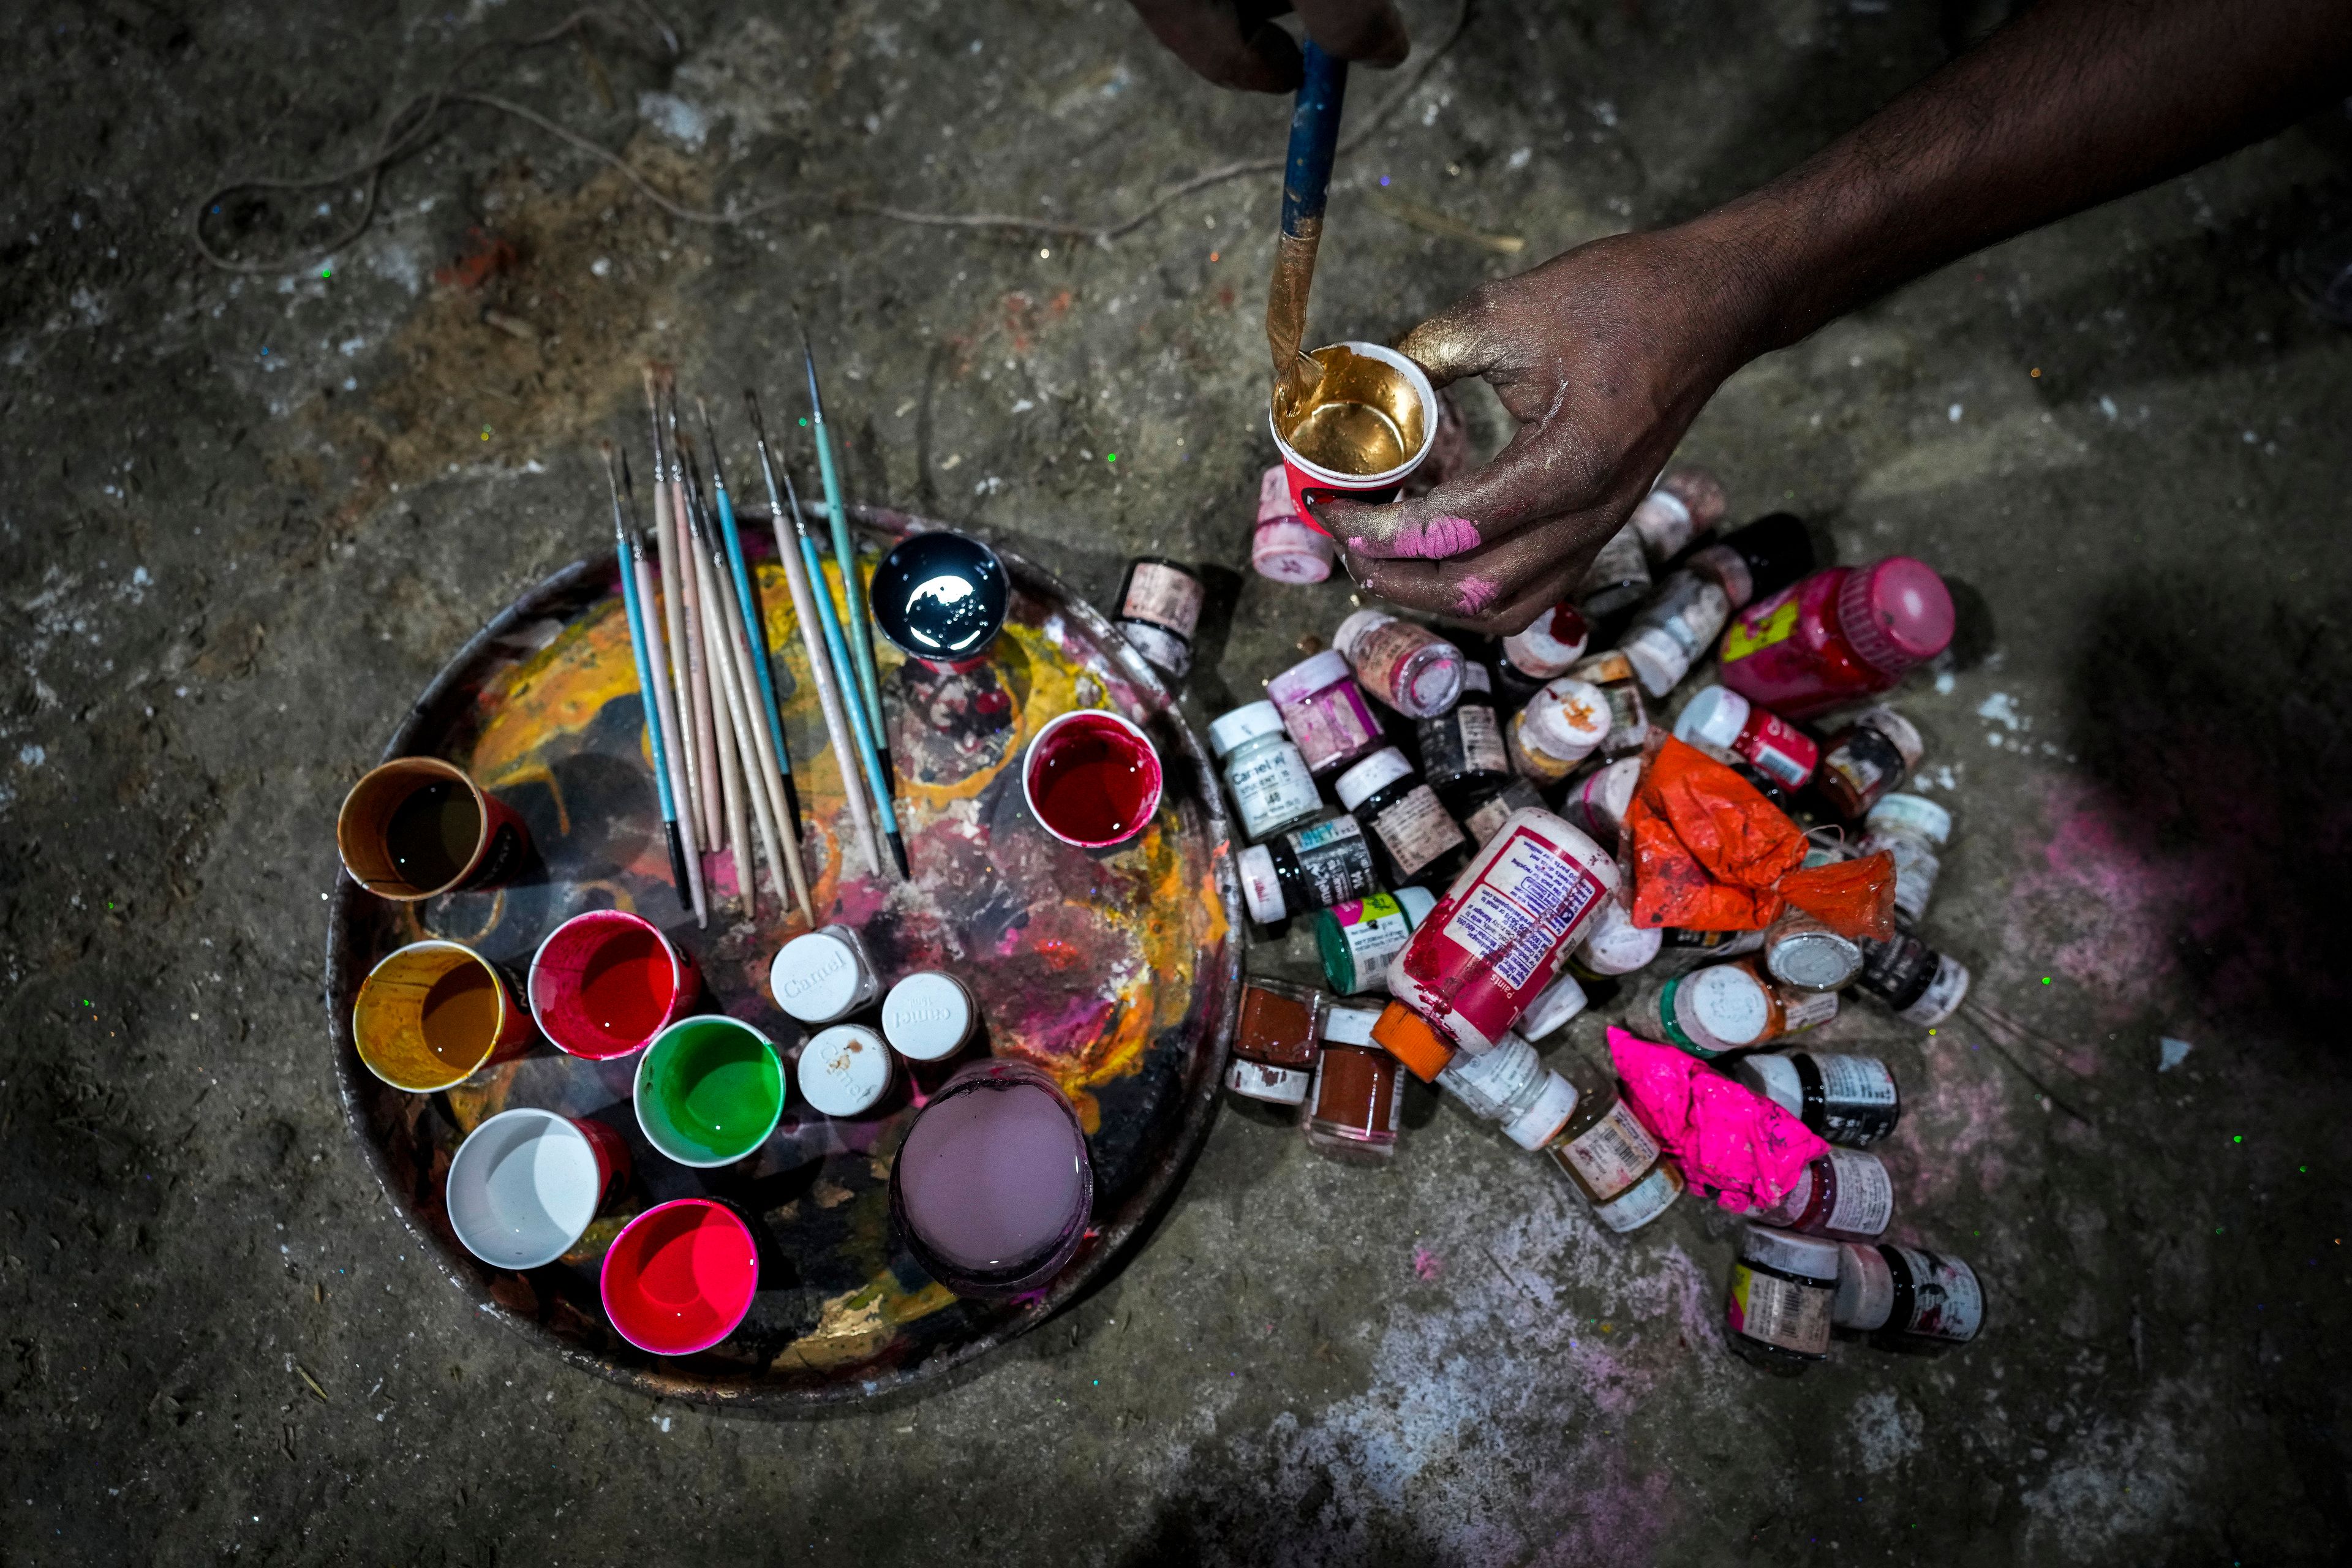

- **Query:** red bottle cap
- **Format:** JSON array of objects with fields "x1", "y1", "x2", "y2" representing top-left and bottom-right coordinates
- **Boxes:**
[{"x1": 1836, "y1": 558, "x2": 1954, "y2": 676}]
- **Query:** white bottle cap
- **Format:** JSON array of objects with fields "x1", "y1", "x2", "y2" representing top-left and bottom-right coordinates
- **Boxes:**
[
  {"x1": 1501, "y1": 1071, "x2": 1580, "y2": 1150},
  {"x1": 770, "y1": 927, "x2": 873, "y2": 1023},
  {"x1": 1521, "y1": 679, "x2": 1611, "y2": 763},
  {"x1": 1208, "y1": 700, "x2": 1288, "y2": 759},
  {"x1": 1621, "y1": 626, "x2": 1691, "y2": 700},
  {"x1": 1235, "y1": 843, "x2": 1287, "y2": 925},
  {"x1": 1681, "y1": 962, "x2": 1773, "y2": 1049},
  {"x1": 1226, "y1": 1058, "x2": 1312, "y2": 1106},
  {"x1": 1394, "y1": 884, "x2": 1437, "y2": 924},
  {"x1": 1332, "y1": 607, "x2": 1390, "y2": 665},
  {"x1": 1866, "y1": 791, "x2": 1953, "y2": 848},
  {"x1": 1266, "y1": 648, "x2": 1354, "y2": 707},
  {"x1": 1577, "y1": 899, "x2": 1662, "y2": 976},
  {"x1": 1333, "y1": 747, "x2": 1415, "y2": 813},
  {"x1": 881, "y1": 971, "x2": 976, "y2": 1062},
  {"x1": 1734, "y1": 1053, "x2": 1804, "y2": 1118},
  {"x1": 1518, "y1": 970, "x2": 1590, "y2": 1039},
  {"x1": 1673, "y1": 685, "x2": 1750, "y2": 751},
  {"x1": 1741, "y1": 1224, "x2": 1842, "y2": 1283},
  {"x1": 1833, "y1": 1242, "x2": 1896, "y2": 1330},
  {"x1": 797, "y1": 1023, "x2": 892, "y2": 1117},
  {"x1": 1322, "y1": 1003, "x2": 1382, "y2": 1046}
]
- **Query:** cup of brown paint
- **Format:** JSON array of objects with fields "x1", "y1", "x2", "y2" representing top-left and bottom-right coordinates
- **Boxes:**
[
  {"x1": 1022, "y1": 709, "x2": 1163, "y2": 850},
  {"x1": 336, "y1": 756, "x2": 528, "y2": 902},
  {"x1": 1269, "y1": 341, "x2": 1439, "y2": 530},
  {"x1": 352, "y1": 940, "x2": 535, "y2": 1093}
]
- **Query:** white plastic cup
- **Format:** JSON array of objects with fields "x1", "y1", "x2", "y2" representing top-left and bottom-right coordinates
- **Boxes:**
[{"x1": 445, "y1": 1108, "x2": 628, "y2": 1270}]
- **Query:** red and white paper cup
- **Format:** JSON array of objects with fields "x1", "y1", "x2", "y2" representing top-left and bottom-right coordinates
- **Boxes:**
[{"x1": 1268, "y1": 341, "x2": 1440, "y2": 532}]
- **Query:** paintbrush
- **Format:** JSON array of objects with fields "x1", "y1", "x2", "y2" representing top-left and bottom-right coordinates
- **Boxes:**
[
  {"x1": 603, "y1": 440, "x2": 707, "y2": 929},
  {"x1": 697, "y1": 396, "x2": 805, "y2": 845},
  {"x1": 665, "y1": 378, "x2": 727, "y2": 855},
  {"x1": 677, "y1": 434, "x2": 756, "y2": 917},
  {"x1": 799, "y1": 325, "x2": 904, "y2": 821},
  {"x1": 643, "y1": 367, "x2": 710, "y2": 848},
  {"x1": 743, "y1": 388, "x2": 894, "y2": 882},
  {"x1": 1267, "y1": 40, "x2": 1349, "y2": 418}
]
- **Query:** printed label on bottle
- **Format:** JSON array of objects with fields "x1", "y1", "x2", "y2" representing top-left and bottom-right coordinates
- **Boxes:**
[
  {"x1": 1120, "y1": 562, "x2": 1204, "y2": 637},
  {"x1": 1463, "y1": 792, "x2": 1515, "y2": 847},
  {"x1": 1257, "y1": 464, "x2": 1298, "y2": 523},
  {"x1": 1825, "y1": 1149, "x2": 1894, "y2": 1238},
  {"x1": 1552, "y1": 1101, "x2": 1660, "y2": 1204},
  {"x1": 1822, "y1": 728, "x2": 1903, "y2": 811},
  {"x1": 1439, "y1": 828, "x2": 1607, "y2": 1001},
  {"x1": 1727, "y1": 1265, "x2": 1833, "y2": 1355},
  {"x1": 1351, "y1": 620, "x2": 1439, "y2": 711},
  {"x1": 1890, "y1": 1247, "x2": 1983, "y2": 1342},
  {"x1": 1226, "y1": 742, "x2": 1321, "y2": 840},
  {"x1": 1292, "y1": 816, "x2": 1379, "y2": 908},
  {"x1": 1898, "y1": 954, "x2": 1970, "y2": 1025},
  {"x1": 1226, "y1": 1059, "x2": 1310, "y2": 1105},
  {"x1": 1866, "y1": 835, "x2": 1941, "y2": 926},
  {"x1": 1283, "y1": 682, "x2": 1381, "y2": 773},
  {"x1": 1455, "y1": 704, "x2": 1509, "y2": 777},
  {"x1": 1502, "y1": 1072, "x2": 1580, "y2": 1150},
  {"x1": 1371, "y1": 786, "x2": 1466, "y2": 878},
  {"x1": 1747, "y1": 717, "x2": 1817, "y2": 790},
  {"x1": 1815, "y1": 1055, "x2": 1899, "y2": 1144},
  {"x1": 1333, "y1": 894, "x2": 1413, "y2": 985},
  {"x1": 1721, "y1": 589, "x2": 1801, "y2": 665},
  {"x1": 1599, "y1": 683, "x2": 1648, "y2": 755},
  {"x1": 1779, "y1": 988, "x2": 1839, "y2": 1035},
  {"x1": 1593, "y1": 1163, "x2": 1679, "y2": 1232}
]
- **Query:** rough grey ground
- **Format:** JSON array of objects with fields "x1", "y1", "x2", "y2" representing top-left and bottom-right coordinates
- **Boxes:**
[{"x1": 5, "y1": 1, "x2": 2350, "y2": 1563}]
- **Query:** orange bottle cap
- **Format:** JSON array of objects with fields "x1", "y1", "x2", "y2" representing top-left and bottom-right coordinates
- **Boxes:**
[{"x1": 1372, "y1": 1000, "x2": 1456, "y2": 1082}]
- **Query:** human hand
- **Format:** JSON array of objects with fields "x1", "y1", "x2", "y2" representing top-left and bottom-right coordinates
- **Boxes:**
[
  {"x1": 1127, "y1": 0, "x2": 1408, "y2": 92},
  {"x1": 1316, "y1": 225, "x2": 1766, "y2": 633}
]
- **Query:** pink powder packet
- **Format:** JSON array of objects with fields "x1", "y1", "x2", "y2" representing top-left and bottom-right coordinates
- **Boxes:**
[{"x1": 1607, "y1": 1027, "x2": 1828, "y2": 1212}]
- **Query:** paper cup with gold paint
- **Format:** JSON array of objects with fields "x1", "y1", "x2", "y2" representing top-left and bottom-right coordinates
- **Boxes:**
[
  {"x1": 336, "y1": 756, "x2": 529, "y2": 902},
  {"x1": 353, "y1": 940, "x2": 535, "y2": 1093},
  {"x1": 1268, "y1": 341, "x2": 1438, "y2": 530}
]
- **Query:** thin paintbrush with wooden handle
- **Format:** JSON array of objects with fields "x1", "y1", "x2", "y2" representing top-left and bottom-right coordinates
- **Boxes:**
[
  {"x1": 606, "y1": 441, "x2": 707, "y2": 929},
  {"x1": 697, "y1": 396, "x2": 805, "y2": 846},
  {"x1": 644, "y1": 367, "x2": 710, "y2": 846}
]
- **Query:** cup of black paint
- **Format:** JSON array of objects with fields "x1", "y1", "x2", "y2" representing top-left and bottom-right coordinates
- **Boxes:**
[
  {"x1": 867, "y1": 530, "x2": 1010, "y2": 674},
  {"x1": 336, "y1": 756, "x2": 528, "y2": 902}
]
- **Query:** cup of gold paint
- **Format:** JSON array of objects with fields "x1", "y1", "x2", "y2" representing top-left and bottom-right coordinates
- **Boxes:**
[
  {"x1": 352, "y1": 940, "x2": 535, "y2": 1093},
  {"x1": 336, "y1": 756, "x2": 529, "y2": 902},
  {"x1": 528, "y1": 909, "x2": 701, "y2": 1062},
  {"x1": 633, "y1": 1016, "x2": 786, "y2": 1169},
  {"x1": 1268, "y1": 340, "x2": 1438, "y2": 530}
]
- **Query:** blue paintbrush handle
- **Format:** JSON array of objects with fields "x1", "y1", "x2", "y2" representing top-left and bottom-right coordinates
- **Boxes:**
[
  {"x1": 616, "y1": 541, "x2": 680, "y2": 826},
  {"x1": 712, "y1": 484, "x2": 793, "y2": 780},
  {"x1": 1280, "y1": 41, "x2": 1348, "y2": 238},
  {"x1": 798, "y1": 533, "x2": 903, "y2": 841}
]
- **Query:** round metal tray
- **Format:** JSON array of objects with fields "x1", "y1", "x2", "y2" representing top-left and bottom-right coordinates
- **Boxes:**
[{"x1": 324, "y1": 506, "x2": 1239, "y2": 1408}]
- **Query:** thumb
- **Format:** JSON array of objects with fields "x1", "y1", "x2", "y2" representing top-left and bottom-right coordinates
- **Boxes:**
[{"x1": 1314, "y1": 413, "x2": 1602, "y2": 562}]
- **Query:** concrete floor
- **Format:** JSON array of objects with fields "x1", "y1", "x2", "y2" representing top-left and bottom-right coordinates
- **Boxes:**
[{"x1": 6, "y1": 1, "x2": 2350, "y2": 1562}]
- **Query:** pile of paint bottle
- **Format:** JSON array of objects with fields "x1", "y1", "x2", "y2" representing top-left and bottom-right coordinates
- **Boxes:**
[{"x1": 1220, "y1": 465, "x2": 1983, "y2": 1370}]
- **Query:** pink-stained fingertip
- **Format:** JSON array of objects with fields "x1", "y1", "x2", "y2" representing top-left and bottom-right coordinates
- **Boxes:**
[
  {"x1": 1455, "y1": 576, "x2": 1502, "y2": 616},
  {"x1": 1396, "y1": 514, "x2": 1482, "y2": 559}
]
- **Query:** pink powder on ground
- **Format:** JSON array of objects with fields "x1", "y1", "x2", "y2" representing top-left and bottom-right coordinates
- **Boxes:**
[{"x1": 1607, "y1": 1027, "x2": 1827, "y2": 1212}]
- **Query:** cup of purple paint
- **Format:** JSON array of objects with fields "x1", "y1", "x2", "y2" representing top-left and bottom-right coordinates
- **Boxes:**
[{"x1": 888, "y1": 1058, "x2": 1094, "y2": 1299}]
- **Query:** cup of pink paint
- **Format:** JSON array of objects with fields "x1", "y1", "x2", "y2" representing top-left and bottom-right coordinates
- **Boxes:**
[
  {"x1": 528, "y1": 908, "x2": 701, "y2": 1062},
  {"x1": 888, "y1": 1059, "x2": 1094, "y2": 1299},
  {"x1": 1268, "y1": 340, "x2": 1439, "y2": 533},
  {"x1": 598, "y1": 1197, "x2": 761, "y2": 1357},
  {"x1": 1021, "y1": 709, "x2": 1163, "y2": 850}
]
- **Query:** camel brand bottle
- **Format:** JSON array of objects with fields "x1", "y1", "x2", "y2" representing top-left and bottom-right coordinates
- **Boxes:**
[
  {"x1": 1673, "y1": 685, "x2": 1819, "y2": 793},
  {"x1": 1384, "y1": 808, "x2": 1621, "y2": 1052},
  {"x1": 1266, "y1": 649, "x2": 1385, "y2": 779},
  {"x1": 1735, "y1": 1050, "x2": 1901, "y2": 1147},
  {"x1": 1657, "y1": 959, "x2": 1838, "y2": 1059},
  {"x1": 1235, "y1": 815, "x2": 1381, "y2": 927},
  {"x1": 1334, "y1": 608, "x2": 1465, "y2": 719},
  {"x1": 1626, "y1": 469, "x2": 1727, "y2": 563},
  {"x1": 1208, "y1": 701, "x2": 1324, "y2": 844},
  {"x1": 1683, "y1": 511, "x2": 1815, "y2": 613},
  {"x1": 1335, "y1": 747, "x2": 1471, "y2": 891},
  {"x1": 1545, "y1": 1055, "x2": 1681, "y2": 1234},
  {"x1": 1719, "y1": 558, "x2": 1954, "y2": 720},
  {"x1": 1809, "y1": 707, "x2": 1924, "y2": 822},
  {"x1": 1856, "y1": 932, "x2": 1972, "y2": 1027},
  {"x1": 1861, "y1": 793, "x2": 1953, "y2": 926},
  {"x1": 1417, "y1": 663, "x2": 1511, "y2": 815},
  {"x1": 1727, "y1": 1226, "x2": 1841, "y2": 1370},
  {"x1": 1834, "y1": 1243, "x2": 1985, "y2": 1351},
  {"x1": 1114, "y1": 557, "x2": 1204, "y2": 679},
  {"x1": 1314, "y1": 887, "x2": 1437, "y2": 995},
  {"x1": 1751, "y1": 1146, "x2": 1894, "y2": 1243}
]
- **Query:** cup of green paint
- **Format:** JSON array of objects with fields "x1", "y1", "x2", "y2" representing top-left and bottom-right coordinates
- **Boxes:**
[
  {"x1": 336, "y1": 756, "x2": 529, "y2": 902},
  {"x1": 633, "y1": 1016, "x2": 786, "y2": 1169}
]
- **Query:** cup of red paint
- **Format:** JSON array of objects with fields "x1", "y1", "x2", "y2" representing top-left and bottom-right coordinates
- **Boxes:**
[
  {"x1": 446, "y1": 1107, "x2": 630, "y2": 1271},
  {"x1": 336, "y1": 756, "x2": 529, "y2": 902},
  {"x1": 528, "y1": 908, "x2": 700, "y2": 1061},
  {"x1": 598, "y1": 1197, "x2": 761, "y2": 1357},
  {"x1": 1268, "y1": 340, "x2": 1439, "y2": 533},
  {"x1": 1022, "y1": 709, "x2": 1163, "y2": 850},
  {"x1": 352, "y1": 939, "x2": 534, "y2": 1093}
]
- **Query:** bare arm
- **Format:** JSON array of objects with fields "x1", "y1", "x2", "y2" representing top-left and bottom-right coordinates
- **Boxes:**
[{"x1": 1330, "y1": 0, "x2": 2352, "y2": 630}]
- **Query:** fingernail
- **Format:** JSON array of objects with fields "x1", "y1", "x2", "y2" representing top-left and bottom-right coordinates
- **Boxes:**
[
  {"x1": 1455, "y1": 576, "x2": 1501, "y2": 616},
  {"x1": 1396, "y1": 515, "x2": 1481, "y2": 560}
]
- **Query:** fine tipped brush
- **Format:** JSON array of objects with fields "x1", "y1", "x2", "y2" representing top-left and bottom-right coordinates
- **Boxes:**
[
  {"x1": 643, "y1": 366, "x2": 710, "y2": 849},
  {"x1": 606, "y1": 441, "x2": 707, "y2": 928},
  {"x1": 698, "y1": 395, "x2": 805, "y2": 846},
  {"x1": 666, "y1": 380, "x2": 726, "y2": 855},
  {"x1": 677, "y1": 434, "x2": 756, "y2": 917}
]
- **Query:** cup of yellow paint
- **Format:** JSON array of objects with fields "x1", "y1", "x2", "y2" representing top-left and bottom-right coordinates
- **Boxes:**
[{"x1": 352, "y1": 940, "x2": 535, "y2": 1093}]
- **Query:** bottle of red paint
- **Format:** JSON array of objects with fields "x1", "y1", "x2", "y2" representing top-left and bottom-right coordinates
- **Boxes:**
[{"x1": 1717, "y1": 558, "x2": 1954, "y2": 720}]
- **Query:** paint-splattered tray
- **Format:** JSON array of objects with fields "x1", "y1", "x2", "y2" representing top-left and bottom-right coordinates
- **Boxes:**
[{"x1": 324, "y1": 503, "x2": 1238, "y2": 1408}]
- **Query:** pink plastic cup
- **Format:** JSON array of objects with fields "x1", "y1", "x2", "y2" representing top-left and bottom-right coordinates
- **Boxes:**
[
  {"x1": 527, "y1": 909, "x2": 700, "y2": 1061},
  {"x1": 1269, "y1": 341, "x2": 1439, "y2": 532},
  {"x1": 598, "y1": 1197, "x2": 761, "y2": 1357},
  {"x1": 1022, "y1": 709, "x2": 1164, "y2": 849}
]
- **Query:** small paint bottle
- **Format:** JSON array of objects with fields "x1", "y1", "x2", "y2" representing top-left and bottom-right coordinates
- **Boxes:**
[
  {"x1": 1385, "y1": 807, "x2": 1622, "y2": 1052},
  {"x1": 1656, "y1": 925, "x2": 1768, "y2": 974},
  {"x1": 798, "y1": 1023, "x2": 894, "y2": 1118},
  {"x1": 1371, "y1": 999, "x2": 1460, "y2": 1082},
  {"x1": 1564, "y1": 651, "x2": 1651, "y2": 758},
  {"x1": 1459, "y1": 775, "x2": 1547, "y2": 849},
  {"x1": 1434, "y1": 1031, "x2": 1580, "y2": 1150},
  {"x1": 1208, "y1": 700, "x2": 1324, "y2": 844},
  {"x1": 1574, "y1": 520, "x2": 1653, "y2": 618},
  {"x1": 1545, "y1": 1055, "x2": 1681, "y2": 1234},
  {"x1": 1735, "y1": 1050, "x2": 1902, "y2": 1147},
  {"x1": 1861, "y1": 792, "x2": 1953, "y2": 927},
  {"x1": 1627, "y1": 468, "x2": 1728, "y2": 563},
  {"x1": 1334, "y1": 608, "x2": 1465, "y2": 719},
  {"x1": 1620, "y1": 572, "x2": 1733, "y2": 698},
  {"x1": 1266, "y1": 649, "x2": 1385, "y2": 779},
  {"x1": 1507, "y1": 677, "x2": 1613, "y2": 784},
  {"x1": 769, "y1": 924, "x2": 882, "y2": 1025},
  {"x1": 1761, "y1": 910, "x2": 1864, "y2": 993},
  {"x1": 1657, "y1": 959, "x2": 1837, "y2": 1060},
  {"x1": 1314, "y1": 886, "x2": 1438, "y2": 995},
  {"x1": 1335, "y1": 747, "x2": 1471, "y2": 891},
  {"x1": 1227, "y1": 978, "x2": 1327, "y2": 1106},
  {"x1": 1856, "y1": 932, "x2": 1972, "y2": 1027},
  {"x1": 881, "y1": 971, "x2": 978, "y2": 1063},
  {"x1": 1498, "y1": 601, "x2": 1593, "y2": 697},
  {"x1": 1726, "y1": 1226, "x2": 1841, "y2": 1371},
  {"x1": 1517, "y1": 969, "x2": 1589, "y2": 1040},
  {"x1": 1115, "y1": 556, "x2": 1205, "y2": 680},
  {"x1": 1719, "y1": 557, "x2": 1955, "y2": 720},
  {"x1": 1751, "y1": 1146, "x2": 1894, "y2": 1243},
  {"x1": 1834, "y1": 1243, "x2": 1986, "y2": 1351},
  {"x1": 1560, "y1": 756, "x2": 1642, "y2": 849},
  {"x1": 1415, "y1": 663, "x2": 1511, "y2": 815},
  {"x1": 1683, "y1": 510, "x2": 1815, "y2": 613},
  {"x1": 1809, "y1": 706, "x2": 1925, "y2": 822},
  {"x1": 1251, "y1": 464, "x2": 1336, "y2": 584},
  {"x1": 1571, "y1": 895, "x2": 1664, "y2": 979},
  {"x1": 1673, "y1": 685, "x2": 1820, "y2": 794},
  {"x1": 1303, "y1": 1003, "x2": 1406, "y2": 1163},
  {"x1": 1235, "y1": 815, "x2": 1381, "y2": 927}
]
